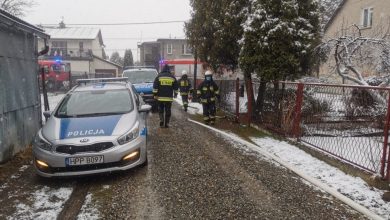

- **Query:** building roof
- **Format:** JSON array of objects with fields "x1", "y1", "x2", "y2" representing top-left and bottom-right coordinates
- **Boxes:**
[
  {"x1": 0, "y1": 9, "x2": 49, "y2": 38},
  {"x1": 157, "y1": 38, "x2": 187, "y2": 42},
  {"x1": 43, "y1": 26, "x2": 104, "y2": 45},
  {"x1": 93, "y1": 55, "x2": 123, "y2": 68},
  {"x1": 324, "y1": 0, "x2": 347, "y2": 32}
]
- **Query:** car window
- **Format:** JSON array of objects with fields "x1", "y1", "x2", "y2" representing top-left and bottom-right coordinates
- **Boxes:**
[
  {"x1": 123, "y1": 70, "x2": 157, "y2": 84},
  {"x1": 56, "y1": 89, "x2": 134, "y2": 118}
]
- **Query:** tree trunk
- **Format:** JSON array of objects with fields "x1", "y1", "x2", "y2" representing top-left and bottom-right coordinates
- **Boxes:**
[
  {"x1": 244, "y1": 72, "x2": 255, "y2": 120},
  {"x1": 255, "y1": 79, "x2": 267, "y2": 121}
]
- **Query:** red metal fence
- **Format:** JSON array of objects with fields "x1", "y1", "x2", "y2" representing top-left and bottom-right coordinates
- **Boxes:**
[
  {"x1": 214, "y1": 79, "x2": 247, "y2": 121},
  {"x1": 247, "y1": 81, "x2": 390, "y2": 179}
]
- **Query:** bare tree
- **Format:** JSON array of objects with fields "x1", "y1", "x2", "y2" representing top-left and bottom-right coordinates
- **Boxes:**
[
  {"x1": 0, "y1": 0, "x2": 35, "y2": 17},
  {"x1": 318, "y1": 25, "x2": 390, "y2": 104}
]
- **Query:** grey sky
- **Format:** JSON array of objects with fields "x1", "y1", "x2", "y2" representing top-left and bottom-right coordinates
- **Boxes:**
[{"x1": 24, "y1": 0, "x2": 191, "y2": 61}]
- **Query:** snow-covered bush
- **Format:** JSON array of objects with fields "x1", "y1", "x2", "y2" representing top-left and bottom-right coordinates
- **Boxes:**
[
  {"x1": 344, "y1": 89, "x2": 386, "y2": 120},
  {"x1": 302, "y1": 91, "x2": 331, "y2": 118}
]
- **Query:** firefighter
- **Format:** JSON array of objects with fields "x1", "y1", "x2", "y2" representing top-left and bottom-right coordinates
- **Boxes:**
[
  {"x1": 197, "y1": 70, "x2": 220, "y2": 125},
  {"x1": 178, "y1": 70, "x2": 192, "y2": 112},
  {"x1": 153, "y1": 64, "x2": 179, "y2": 128}
]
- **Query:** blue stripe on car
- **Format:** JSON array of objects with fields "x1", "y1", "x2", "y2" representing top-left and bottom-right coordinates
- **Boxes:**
[
  {"x1": 133, "y1": 83, "x2": 153, "y2": 94},
  {"x1": 60, "y1": 115, "x2": 122, "y2": 139},
  {"x1": 140, "y1": 127, "x2": 147, "y2": 136}
]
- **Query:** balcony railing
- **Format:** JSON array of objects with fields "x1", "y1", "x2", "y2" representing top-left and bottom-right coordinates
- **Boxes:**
[{"x1": 43, "y1": 48, "x2": 94, "y2": 60}]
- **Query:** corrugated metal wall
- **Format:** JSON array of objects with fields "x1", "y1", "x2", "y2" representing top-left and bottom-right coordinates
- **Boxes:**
[{"x1": 0, "y1": 24, "x2": 41, "y2": 163}]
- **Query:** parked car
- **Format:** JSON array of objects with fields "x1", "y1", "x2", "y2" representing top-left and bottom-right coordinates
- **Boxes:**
[
  {"x1": 33, "y1": 78, "x2": 151, "y2": 177},
  {"x1": 122, "y1": 68, "x2": 158, "y2": 112}
]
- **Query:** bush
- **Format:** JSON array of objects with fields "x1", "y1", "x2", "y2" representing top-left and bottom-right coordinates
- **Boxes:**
[{"x1": 344, "y1": 89, "x2": 385, "y2": 119}]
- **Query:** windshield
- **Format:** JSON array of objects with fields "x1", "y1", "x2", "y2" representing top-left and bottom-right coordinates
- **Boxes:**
[
  {"x1": 123, "y1": 70, "x2": 157, "y2": 84},
  {"x1": 56, "y1": 89, "x2": 134, "y2": 118},
  {"x1": 52, "y1": 63, "x2": 70, "y2": 73}
]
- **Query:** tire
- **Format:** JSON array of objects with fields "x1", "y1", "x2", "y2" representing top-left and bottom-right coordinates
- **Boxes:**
[{"x1": 139, "y1": 155, "x2": 148, "y2": 167}]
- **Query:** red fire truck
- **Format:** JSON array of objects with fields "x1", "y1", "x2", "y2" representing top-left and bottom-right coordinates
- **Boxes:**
[{"x1": 38, "y1": 60, "x2": 71, "y2": 91}]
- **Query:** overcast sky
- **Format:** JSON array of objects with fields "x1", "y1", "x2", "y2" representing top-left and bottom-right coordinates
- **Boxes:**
[{"x1": 24, "y1": 0, "x2": 191, "y2": 61}]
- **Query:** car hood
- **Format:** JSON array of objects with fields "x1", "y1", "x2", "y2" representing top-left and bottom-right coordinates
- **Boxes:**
[
  {"x1": 42, "y1": 112, "x2": 138, "y2": 142},
  {"x1": 133, "y1": 83, "x2": 153, "y2": 94}
]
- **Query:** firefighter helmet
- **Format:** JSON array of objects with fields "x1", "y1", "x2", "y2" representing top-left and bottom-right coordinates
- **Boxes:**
[
  {"x1": 205, "y1": 70, "x2": 213, "y2": 76},
  {"x1": 182, "y1": 70, "x2": 188, "y2": 76}
]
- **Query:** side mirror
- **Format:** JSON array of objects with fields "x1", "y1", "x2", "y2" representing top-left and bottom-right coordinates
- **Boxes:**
[
  {"x1": 43, "y1": 111, "x2": 52, "y2": 120},
  {"x1": 139, "y1": 104, "x2": 152, "y2": 113}
]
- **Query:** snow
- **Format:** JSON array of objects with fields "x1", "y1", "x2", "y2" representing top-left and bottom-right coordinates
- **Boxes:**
[
  {"x1": 77, "y1": 193, "x2": 100, "y2": 220},
  {"x1": 174, "y1": 95, "x2": 203, "y2": 115},
  {"x1": 41, "y1": 93, "x2": 66, "y2": 113},
  {"x1": 9, "y1": 186, "x2": 73, "y2": 220},
  {"x1": 18, "y1": 165, "x2": 29, "y2": 172},
  {"x1": 41, "y1": 93, "x2": 66, "y2": 124},
  {"x1": 251, "y1": 137, "x2": 390, "y2": 218}
]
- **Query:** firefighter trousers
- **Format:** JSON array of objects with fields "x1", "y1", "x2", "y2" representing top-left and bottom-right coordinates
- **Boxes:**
[
  {"x1": 181, "y1": 95, "x2": 189, "y2": 110},
  {"x1": 202, "y1": 102, "x2": 216, "y2": 124},
  {"x1": 158, "y1": 101, "x2": 172, "y2": 126}
]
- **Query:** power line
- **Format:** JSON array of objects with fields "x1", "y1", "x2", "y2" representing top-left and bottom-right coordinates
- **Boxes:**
[{"x1": 41, "y1": 20, "x2": 186, "y2": 26}]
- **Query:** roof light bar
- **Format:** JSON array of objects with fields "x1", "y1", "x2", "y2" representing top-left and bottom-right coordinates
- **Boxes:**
[{"x1": 76, "y1": 77, "x2": 129, "y2": 85}]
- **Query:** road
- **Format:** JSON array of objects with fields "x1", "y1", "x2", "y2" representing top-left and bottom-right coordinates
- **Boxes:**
[{"x1": 0, "y1": 103, "x2": 365, "y2": 219}]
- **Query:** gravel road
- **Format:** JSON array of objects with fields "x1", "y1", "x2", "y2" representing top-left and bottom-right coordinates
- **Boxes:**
[{"x1": 0, "y1": 103, "x2": 366, "y2": 219}]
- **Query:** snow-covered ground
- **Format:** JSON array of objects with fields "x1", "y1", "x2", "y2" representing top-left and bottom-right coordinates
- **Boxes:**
[
  {"x1": 77, "y1": 193, "x2": 100, "y2": 220},
  {"x1": 8, "y1": 186, "x2": 73, "y2": 220},
  {"x1": 301, "y1": 135, "x2": 383, "y2": 172},
  {"x1": 41, "y1": 93, "x2": 66, "y2": 113},
  {"x1": 174, "y1": 95, "x2": 203, "y2": 114},
  {"x1": 250, "y1": 137, "x2": 390, "y2": 219}
]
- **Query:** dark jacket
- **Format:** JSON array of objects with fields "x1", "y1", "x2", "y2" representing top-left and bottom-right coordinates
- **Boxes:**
[
  {"x1": 197, "y1": 80, "x2": 220, "y2": 103},
  {"x1": 153, "y1": 71, "x2": 179, "y2": 102},
  {"x1": 178, "y1": 78, "x2": 192, "y2": 96}
]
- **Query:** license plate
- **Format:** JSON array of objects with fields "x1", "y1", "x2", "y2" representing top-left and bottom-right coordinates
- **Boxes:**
[{"x1": 65, "y1": 155, "x2": 104, "y2": 166}]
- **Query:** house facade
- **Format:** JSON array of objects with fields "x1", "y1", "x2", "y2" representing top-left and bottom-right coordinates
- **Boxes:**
[
  {"x1": 325, "y1": 0, "x2": 390, "y2": 38},
  {"x1": 320, "y1": 0, "x2": 390, "y2": 82},
  {"x1": 38, "y1": 24, "x2": 122, "y2": 77},
  {"x1": 138, "y1": 38, "x2": 203, "y2": 77}
]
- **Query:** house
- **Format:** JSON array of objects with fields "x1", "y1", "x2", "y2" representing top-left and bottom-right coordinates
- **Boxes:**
[
  {"x1": 138, "y1": 38, "x2": 202, "y2": 78},
  {"x1": 0, "y1": 9, "x2": 49, "y2": 163},
  {"x1": 324, "y1": 0, "x2": 390, "y2": 38},
  {"x1": 38, "y1": 23, "x2": 122, "y2": 77},
  {"x1": 320, "y1": 0, "x2": 390, "y2": 82}
]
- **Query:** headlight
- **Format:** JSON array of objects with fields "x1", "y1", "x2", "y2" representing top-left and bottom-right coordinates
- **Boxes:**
[
  {"x1": 33, "y1": 133, "x2": 52, "y2": 151},
  {"x1": 117, "y1": 121, "x2": 140, "y2": 145}
]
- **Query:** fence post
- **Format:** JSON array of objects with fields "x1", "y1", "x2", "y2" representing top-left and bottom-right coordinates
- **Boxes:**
[
  {"x1": 246, "y1": 78, "x2": 253, "y2": 126},
  {"x1": 381, "y1": 91, "x2": 390, "y2": 179},
  {"x1": 292, "y1": 83, "x2": 304, "y2": 140},
  {"x1": 235, "y1": 78, "x2": 240, "y2": 123}
]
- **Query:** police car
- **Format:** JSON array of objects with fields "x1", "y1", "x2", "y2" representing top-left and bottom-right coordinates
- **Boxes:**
[
  {"x1": 33, "y1": 78, "x2": 150, "y2": 177},
  {"x1": 122, "y1": 67, "x2": 158, "y2": 111}
]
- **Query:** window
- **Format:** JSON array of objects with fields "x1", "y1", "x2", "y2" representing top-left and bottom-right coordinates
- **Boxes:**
[
  {"x1": 51, "y1": 41, "x2": 67, "y2": 57},
  {"x1": 362, "y1": 8, "x2": 373, "y2": 28},
  {"x1": 167, "y1": 44, "x2": 173, "y2": 54},
  {"x1": 182, "y1": 44, "x2": 192, "y2": 55}
]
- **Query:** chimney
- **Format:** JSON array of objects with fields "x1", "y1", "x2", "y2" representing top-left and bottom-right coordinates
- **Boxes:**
[{"x1": 59, "y1": 17, "x2": 66, "y2": 28}]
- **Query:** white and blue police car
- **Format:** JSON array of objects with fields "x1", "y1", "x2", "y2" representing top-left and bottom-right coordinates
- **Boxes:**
[
  {"x1": 122, "y1": 67, "x2": 158, "y2": 111},
  {"x1": 33, "y1": 78, "x2": 151, "y2": 177}
]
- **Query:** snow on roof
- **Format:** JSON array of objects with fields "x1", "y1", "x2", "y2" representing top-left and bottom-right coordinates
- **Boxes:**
[{"x1": 43, "y1": 27, "x2": 101, "y2": 40}]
